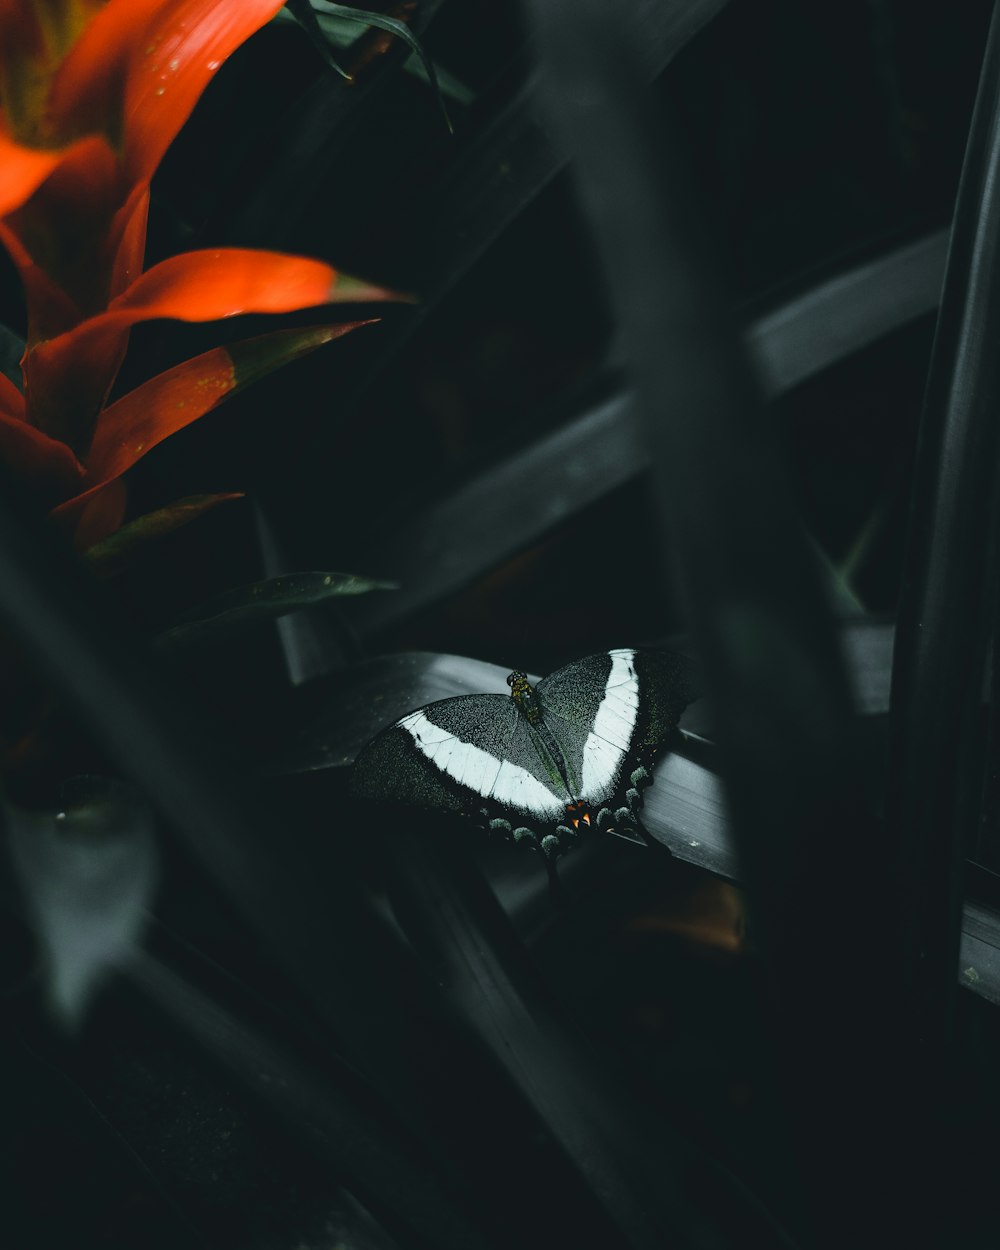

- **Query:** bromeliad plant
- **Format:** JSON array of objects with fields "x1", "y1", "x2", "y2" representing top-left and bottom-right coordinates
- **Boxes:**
[
  {"x1": 0, "y1": 0, "x2": 390, "y2": 551},
  {"x1": 0, "y1": 0, "x2": 400, "y2": 772}
]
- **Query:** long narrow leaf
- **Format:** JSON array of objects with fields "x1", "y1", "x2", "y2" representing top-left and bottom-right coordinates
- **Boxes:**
[
  {"x1": 887, "y1": 0, "x2": 1000, "y2": 1098},
  {"x1": 284, "y1": 0, "x2": 354, "y2": 79},
  {"x1": 524, "y1": 1, "x2": 893, "y2": 1246},
  {"x1": 380, "y1": 822, "x2": 722, "y2": 1250},
  {"x1": 311, "y1": 1, "x2": 453, "y2": 131},
  {"x1": 157, "y1": 571, "x2": 396, "y2": 649},
  {"x1": 84, "y1": 493, "x2": 246, "y2": 578},
  {"x1": 26, "y1": 250, "x2": 393, "y2": 438},
  {"x1": 51, "y1": 321, "x2": 374, "y2": 526},
  {"x1": 0, "y1": 464, "x2": 655, "y2": 1250}
]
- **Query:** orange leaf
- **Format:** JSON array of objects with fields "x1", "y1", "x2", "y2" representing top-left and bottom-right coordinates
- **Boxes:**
[
  {"x1": 0, "y1": 404, "x2": 86, "y2": 502},
  {"x1": 23, "y1": 250, "x2": 391, "y2": 439},
  {"x1": 0, "y1": 127, "x2": 67, "y2": 217},
  {"x1": 51, "y1": 320, "x2": 373, "y2": 516},
  {"x1": 112, "y1": 249, "x2": 349, "y2": 319},
  {"x1": 107, "y1": 182, "x2": 150, "y2": 300},
  {"x1": 4, "y1": 132, "x2": 124, "y2": 321},
  {"x1": 48, "y1": 0, "x2": 288, "y2": 183},
  {"x1": 68, "y1": 475, "x2": 128, "y2": 549},
  {"x1": 124, "y1": 0, "x2": 289, "y2": 184},
  {"x1": 0, "y1": 370, "x2": 24, "y2": 420},
  {"x1": 0, "y1": 219, "x2": 82, "y2": 341}
]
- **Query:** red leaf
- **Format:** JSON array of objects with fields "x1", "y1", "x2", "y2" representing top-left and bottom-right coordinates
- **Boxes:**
[
  {"x1": 0, "y1": 404, "x2": 86, "y2": 502},
  {"x1": 0, "y1": 220, "x2": 82, "y2": 341},
  {"x1": 68, "y1": 475, "x2": 128, "y2": 549},
  {"x1": 0, "y1": 371, "x2": 24, "y2": 420},
  {"x1": 107, "y1": 182, "x2": 150, "y2": 300},
  {"x1": 50, "y1": 320, "x2": 373, "y2": 516},
  {"x1": 23, "y1": 250, "x2": 390, "y2": 438},
  {"x1": 48, "y1": 0, "x2": 288, "y2": 184},
  {"x1": 3, "y1": 0, "x2": 286, "y2": 303},
  {"x1": 0, "y1": 127, "x2": 68, "y2": 218},
  {"x1": 3, "y1": 132, "x2": 125, "y2": 322},
  {"x1": 112, "y1": 248, "x2": 350, "y2": 319}
]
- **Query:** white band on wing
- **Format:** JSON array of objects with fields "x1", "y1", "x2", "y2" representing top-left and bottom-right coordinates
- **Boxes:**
[
  {"x1": 401, "y1": 709, "x2": 565, "y2": 819},
  {"x1": 580, "y1": 648, "x2": 639, "y2": 799}
]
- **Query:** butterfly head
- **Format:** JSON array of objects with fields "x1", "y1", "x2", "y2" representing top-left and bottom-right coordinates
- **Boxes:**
[{"x1": 507, "y1": 669, "x2": 542, "y2": 724}]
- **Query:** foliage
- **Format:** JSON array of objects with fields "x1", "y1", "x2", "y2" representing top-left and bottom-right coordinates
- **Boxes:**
[
  {"x1": 3, "y1": 3, "x2": 1000, "y2": 1250},
  {"x1": 0, "y1": 0, "x2": 392, "y2": 551}
]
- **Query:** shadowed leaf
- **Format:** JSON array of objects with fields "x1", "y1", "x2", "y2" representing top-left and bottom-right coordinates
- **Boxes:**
[
  {"x1": 50, "y1": 321, "x2": 374, "y2": 527},
  {"x1": 69, "y1": 475, "x2": 127, "y2": 549},
  {"x1": 25, "y1": 249, "x2": 394, "y2": 438},
  {"x1": 0, "y1": 322, "x2": 24, "y2": 390},
  {"x1": 46, "y1": 0, "x2": 290, "y2": 184},
  {"x1": 157, "y1": 570, "x2": 397, "y2": 649},
  {"x1": 285, "y1": 0, "x2": 354, "y2": 79},
  {"x1": 290, "y1": 0, "x2": 453, "y2": 131},
  {"x1": 0, "y1": 405, "x2": 84, "y2": 501},
  {"x1": 6, "y1": 775, "x2": 158, "y2": 1029},
  {"x1": 84, "y1": 492, "x2": 245, "y2": 577},
  {"x1": 0, "y1": 129, "x2": 108, "y2": 217}
]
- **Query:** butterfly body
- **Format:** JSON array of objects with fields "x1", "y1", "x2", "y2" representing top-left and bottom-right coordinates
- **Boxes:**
[{"x1": 352, "y1": 647, "x2": 699, "y2": 860}]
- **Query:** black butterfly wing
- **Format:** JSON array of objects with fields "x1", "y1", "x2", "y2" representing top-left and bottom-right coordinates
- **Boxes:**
[
  {"x1": 537, "y1": 648, "x2": 699, "y2": 809},
  {"x1": 351, "y1": 693, "x2": 569, "y2": 829}
]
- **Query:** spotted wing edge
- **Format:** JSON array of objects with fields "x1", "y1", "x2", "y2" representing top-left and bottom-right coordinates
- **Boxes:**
[
  {"x1": 538, "y1": 647, "x2": 702, "y2": 843},
  {"x1": 350, "y1": 693, "x2": 569, "y2": 850}
]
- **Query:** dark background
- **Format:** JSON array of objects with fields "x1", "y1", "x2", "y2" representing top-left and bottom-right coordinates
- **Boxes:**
[
  {"x1": 47, "y1": 0, "x2": 994, "y2": 673},
  {"x1": 4, "y1": 3, "x2": 999, "y2": 1248}
]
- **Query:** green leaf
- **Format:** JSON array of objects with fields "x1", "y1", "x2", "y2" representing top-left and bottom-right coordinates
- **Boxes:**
[
  {"x1": 0, "y1": 321, "x2": 25, "y2": 391},
  {"x1": 401, "y1": 49, "x2": 475, "y2": 109},
  {"x1": 283, "y1": 0, "x2": 354, "y2": 79},
  {"x1": 226, "y1": 318, "x2": 381, "y2": 392},
  {"x1": 83, "y1": 494, "x2": 244, "y2": 579},
  {"x1": 281, "y1": 1, "x2": 454, "y2": 132},
  {"x1": 156, "y1": 571, "x2": 397, "y2": 650}
]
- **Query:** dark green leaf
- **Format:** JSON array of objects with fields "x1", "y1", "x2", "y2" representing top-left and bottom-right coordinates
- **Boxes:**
[
  {"x1": 286, "y1": 1, "x2": 453, "y2": 132},
  {"x1": 284, "y1": 0, "x2": 354, "y2": 79},
  {"x1": 156, "y1": 571, "x2": 396, "y2": 649},
  {"x1": 84, "y1": 493, "x2": 244, "y2": 579},
  {"x1": 0, "y1": 322, "x2": 25, "y2": 390}
]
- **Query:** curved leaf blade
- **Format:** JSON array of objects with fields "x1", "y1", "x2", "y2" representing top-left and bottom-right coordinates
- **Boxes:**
[
  {"x1": 83, "y1": 492, "x2": 245, "y2": 578},
  {"x1": 50, "y1": 320, "x2": 374, "y2": 527},
  {"x1": 284, "y1": 0, "x2": 354, "y2": 79},
  {"x1": 26, "y1": 249, "x2": 395, "y2": 438},
  {"x1": 156, "y1": 570, "x2": 397, "y2": 649},
  {"x1": 304, "y1": 1, "x2": 453, "y2": 132}
]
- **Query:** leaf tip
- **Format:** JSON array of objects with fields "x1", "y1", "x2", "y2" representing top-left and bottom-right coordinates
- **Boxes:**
[{"x1": 331, "y1": 274, "x2": 416, "y2": 304}]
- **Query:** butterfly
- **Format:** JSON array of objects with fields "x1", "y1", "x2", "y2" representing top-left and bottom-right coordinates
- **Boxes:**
[{"x1": 351, "y1": 647, "x2": 700, "y2": 862}]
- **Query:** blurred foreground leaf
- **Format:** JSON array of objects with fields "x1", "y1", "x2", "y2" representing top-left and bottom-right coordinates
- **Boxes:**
[
  {"x1": 6, "y1": 776, "x2": 158, "y2": 1029},
  {"x1": 157, "y1": 571, "x2": 397, "y2": 649}
]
